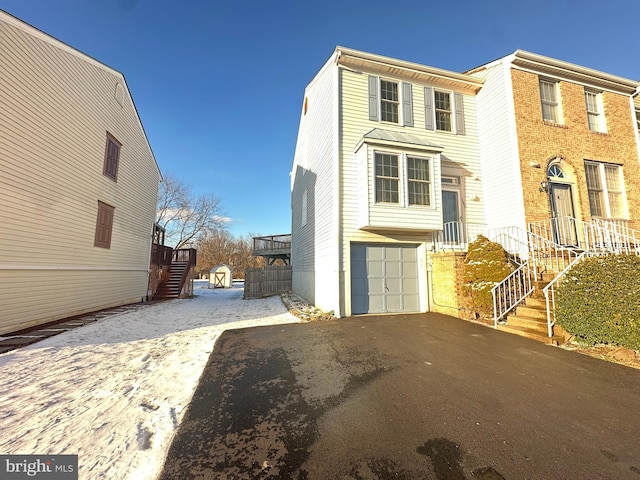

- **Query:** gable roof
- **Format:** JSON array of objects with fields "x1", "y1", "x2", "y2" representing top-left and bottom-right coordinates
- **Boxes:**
[{"x1": 0, "y1": 9, "x2": 161, "y2": 177}]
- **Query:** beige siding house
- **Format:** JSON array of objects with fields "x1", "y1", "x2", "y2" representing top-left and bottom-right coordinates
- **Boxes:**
[
  {"x1": 0, "y1": 11, "x2": 161, "y2": 334},
  {"x1": 291, "y1": 47, "x2": 485, "y2": 317}
]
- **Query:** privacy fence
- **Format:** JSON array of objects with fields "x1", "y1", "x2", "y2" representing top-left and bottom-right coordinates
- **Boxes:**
[{"x1": 243, "y1": 265, "x2": 292, "y2": 299}]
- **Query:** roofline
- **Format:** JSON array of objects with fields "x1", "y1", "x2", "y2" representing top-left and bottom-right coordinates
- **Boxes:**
[
  {"x1": 513, "y1": 50, "x2": 638, "y2": 90},
  {"x1": 0, "y1": 9, "x2": 162, "y2": 178},
  {"x1": 335, "y1": 46, "x2": 484, "y2": 92}
]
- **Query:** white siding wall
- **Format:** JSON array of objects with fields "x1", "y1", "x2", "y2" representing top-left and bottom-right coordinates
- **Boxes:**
[
  {"x1": 0, "y1": 16, "x2": 160, "y2": 333},
  {"x1": 470, "y1": 61, "x2": 526, "y2": 232},
  {"x1": 291, "y1": 56, "x2": 340, "y2": 313},
  {"x1": 339, "y1": 67, "x2": 484, "y2": 316}
]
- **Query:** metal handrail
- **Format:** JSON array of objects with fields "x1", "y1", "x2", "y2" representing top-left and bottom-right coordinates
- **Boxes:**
[{"x1": 491, "y1": 261, "x2": 534, "y2": 328}]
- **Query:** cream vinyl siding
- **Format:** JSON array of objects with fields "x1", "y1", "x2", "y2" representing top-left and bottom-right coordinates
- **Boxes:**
[
  {"x1": 469, "y1": 61, "x2": 526, "y2": 232},
  {"x1": 291, "y1": 55, "x2": 339, "y2": 312},
  {"x1": 339, "y1": 67, "x2": 484, "y2": 269},
  {"x1": 0, "y1": 15, "x2": 160, "y2": 334}
]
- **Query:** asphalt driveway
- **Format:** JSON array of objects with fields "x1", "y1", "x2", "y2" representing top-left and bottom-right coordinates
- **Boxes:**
[{"x1": 159, "y1": 313, "x2": 640, "y2": 479}]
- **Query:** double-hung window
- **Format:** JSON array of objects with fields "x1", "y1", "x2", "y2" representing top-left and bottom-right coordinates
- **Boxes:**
[
  {"x1": 374, "y1": 152, "x2": 431, "y2": 206},
  {"x1": 539, "y1": 79, "x2": 559, "y2": 123},
  {"x1": 407, "y1": 156, "x2": 430, "y2": 205},
  {"x1": 380, "y1": 80, "x2": 399, "y2": 123},
  {"x1": 375, "y1": 153, "x2": 399, "y2": 203},
  {"x1": 584, "y1": 161, "x2": 625, "y2": 218},
  {"x1": 585, "y1": 90, "x2": 605, "y2": 132},
  {"x1": 434, "y1": 91, "x2": 452, "y2": 132}
]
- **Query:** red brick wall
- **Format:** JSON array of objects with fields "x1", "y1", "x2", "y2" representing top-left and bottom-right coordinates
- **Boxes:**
[{"x1": 511, "y1": 69, "x2": 640, "y2": 229}]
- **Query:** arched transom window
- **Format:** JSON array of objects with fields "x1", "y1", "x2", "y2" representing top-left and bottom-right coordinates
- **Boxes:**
[{"x1": 547, "y1": 164, "x2": 565, "y2": 179}]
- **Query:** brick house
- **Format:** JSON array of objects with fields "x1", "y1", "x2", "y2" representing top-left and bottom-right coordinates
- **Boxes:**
[{"x1": 468, "y1": 50, "x2": 640, "y2": 239}]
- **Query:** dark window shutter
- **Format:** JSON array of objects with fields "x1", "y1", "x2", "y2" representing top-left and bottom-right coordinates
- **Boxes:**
[
  {"x1": 424, "y1": 87, "x2": 434, "y2": 130},
  {"x1": 368, "y1": 75, "x2": 379, "y2": 121},
  {"x1": 402, "y1": 82, "x2": 413, "y2": 126},
  {"x1": 95, "y1": 201, "x2": 115, "y2": 248},
  {"x1": 454, "y1": 93, "x2": 465, "y2": 135}
]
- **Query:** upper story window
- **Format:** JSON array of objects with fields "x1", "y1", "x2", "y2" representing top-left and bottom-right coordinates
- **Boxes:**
[
  {"x1": 434, "y1": 91, "x2": 452, "y2": 132},
  {"x1": 539, "y1": 78, "x2": 560, "y2": 123},
  {"x1": 368, "y1": 76, "x2": 413, "y2": 126},
  {"x1": 635, "y1": 108, "x2": 640, "y2": 132},
  {"x1": 103, "y1": 133, "x2": 121, "y2": 181},
  {"x1": 380, "y1": 80, "x2": 399, "y2": 123},
  {"x1": 585, "y1": 90, "x2": 605, "y2": 132},
  {"x1": 584, "y1": 160, "x2": 625, "y2": 219},
  {"x1": 375, "y1": 153, "x2": 399, "y2": 203},
  {"x1": 424, "y1": 87, "x2": 465, "y2": 135}
]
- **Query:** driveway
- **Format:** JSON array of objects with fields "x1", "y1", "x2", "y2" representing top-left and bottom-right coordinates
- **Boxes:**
[{"x1": 160, "y1": 313, "x2": 640, "y2": 479}]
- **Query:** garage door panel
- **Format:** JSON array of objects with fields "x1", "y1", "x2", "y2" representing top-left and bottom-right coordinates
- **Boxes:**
[{"x1": 350, "y1": 243, "x2": 420, "y2": 314}]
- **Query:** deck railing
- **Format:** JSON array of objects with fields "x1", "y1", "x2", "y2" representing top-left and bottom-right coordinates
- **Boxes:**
[
  {"x1": 433, "y1": 222, "x2": 486, "y2": 251},
  {"x1": 151, "y1": 244, "x2": 173, "y2": 267},
  {"x1": 252, "y1": 234, "x2": 292, "y2": 255}
]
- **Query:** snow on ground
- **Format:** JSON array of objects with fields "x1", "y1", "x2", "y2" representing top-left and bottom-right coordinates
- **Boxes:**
[{"x1": 0, "y1": 281, "x2": 299, "y2": 479}]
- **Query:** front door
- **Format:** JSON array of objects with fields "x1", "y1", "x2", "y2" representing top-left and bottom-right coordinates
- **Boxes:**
[
  {"x1": 442, "y1": 190, "x2": 460, "y2": 244},
  {"x1": 549, "y1": 183, "x2": 578, "y2": 246}
]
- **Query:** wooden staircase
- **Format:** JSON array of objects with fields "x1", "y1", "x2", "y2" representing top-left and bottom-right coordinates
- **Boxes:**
[
  {"x1": 498, "y1": 271, "x2": 564, "y2": 345},
  {"x1": 154, "y1": 261, "x2": 188, "y2": 299}
]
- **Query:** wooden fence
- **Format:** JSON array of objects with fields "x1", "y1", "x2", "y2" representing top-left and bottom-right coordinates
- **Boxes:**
[{"x1": 244, "y1": 265, "x2": 292, "y2": 299}]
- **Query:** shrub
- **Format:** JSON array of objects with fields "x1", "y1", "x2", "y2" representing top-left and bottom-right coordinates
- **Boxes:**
[
  {"x1": 462, "y1": 235, "x2": 514, "y2": 318},
  {"x1": 556, "y1": 254, "x2": 640, "y2": 350}
]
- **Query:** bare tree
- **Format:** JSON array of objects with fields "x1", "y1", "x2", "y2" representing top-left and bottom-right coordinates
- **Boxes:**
[
  {"x1": 195, "y1": 230, "x2": 264, "y2": 279},
  {"x1": 156, "y1": 172, "x2": 225, "y2": 249}
]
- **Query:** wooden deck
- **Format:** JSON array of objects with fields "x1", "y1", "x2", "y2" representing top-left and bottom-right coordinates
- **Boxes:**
[{"x1": 252, "y1": 234, "x2": 291, "y2": 265}]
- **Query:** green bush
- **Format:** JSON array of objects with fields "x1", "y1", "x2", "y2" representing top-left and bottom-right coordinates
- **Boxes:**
[
  {"x1": 556, "y1": 254, "x2": 640, "y2": 350},
  {"x1": 462, "y1": 235, "x2": 514, "y2": 318}
]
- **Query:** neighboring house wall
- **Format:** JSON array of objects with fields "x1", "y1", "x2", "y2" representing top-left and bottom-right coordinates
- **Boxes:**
[
  {"x1": 509, "y1": 67, "x2": 640, "y2": 229},
  {"x1": 0, "y1": 12, "x2": 160, "y2": 334},
  {"x1": 291, "y1": 55, "x2": 340, "y2": 313},
  {"x1": 469, "y1": 59, "x2": 527, "y2": 233}
]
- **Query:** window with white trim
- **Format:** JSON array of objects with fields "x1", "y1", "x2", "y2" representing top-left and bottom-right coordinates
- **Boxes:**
[
  {"x1": 585, "y1": 90, "x2": 605, "y2": 132},
  {"x1": 539, "y1": 78, "x2": 560, "y2": 123},
  {"x1": 380, "y1": 80, "x2": 399, "y2": 123},
  {"x1": 407, "y1": 156, "x2": 430, "y2": 205},
  {"x1": 434, "y1": 90, "x2": 452, "y2": 132},
  {"x1": 374, "y1": 151, "x2": 432, "y2": 206},
  {"x1": 375, "y1": 153, "x2": 399, "y2": 203},
  {"x1": 584, "y1": 161, "x2": 625, "y2": 218}
]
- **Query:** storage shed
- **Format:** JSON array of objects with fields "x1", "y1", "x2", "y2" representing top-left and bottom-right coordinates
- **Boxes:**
[{"x1": 209, "y1": 264, "x2": 233, "y2": 288}]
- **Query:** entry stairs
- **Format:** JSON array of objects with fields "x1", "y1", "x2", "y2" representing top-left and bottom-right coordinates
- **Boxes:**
[{"x1": 489, "y1": 217, "x2": 640, "y2": 345}]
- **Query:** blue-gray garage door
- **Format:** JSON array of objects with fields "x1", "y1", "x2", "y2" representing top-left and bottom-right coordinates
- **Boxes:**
[{"x1": 350, "y1": 244, "x2": 419, "y2": 314}]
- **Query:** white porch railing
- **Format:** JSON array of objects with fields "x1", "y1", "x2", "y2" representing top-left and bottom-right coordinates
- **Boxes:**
[
  {"x1": 492, "y1": 216, "x2": 640, "y2": 338},
  {"x1": 433, "y1": 222, "x2": 486, "y2": 251},
  {"x1": 491, "y1": 261, "x2": 534, "y2": 327}
]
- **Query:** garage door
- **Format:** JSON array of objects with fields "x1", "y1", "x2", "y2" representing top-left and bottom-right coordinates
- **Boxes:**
[{"x1": 350, "y1": 244, "x2": 419, "y2": 314}]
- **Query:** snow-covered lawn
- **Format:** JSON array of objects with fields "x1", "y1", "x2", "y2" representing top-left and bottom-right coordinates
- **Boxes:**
[{"x1": 0, "y1": 281, "x2": 299, "y2": 479}]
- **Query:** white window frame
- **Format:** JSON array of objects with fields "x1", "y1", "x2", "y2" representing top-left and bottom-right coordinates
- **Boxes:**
[
  {"x1": 584, "y1": 160, "x2": 626, "y2": 219},
  {"x1": 373, "y1": 150, "x2": 433, "y2": 207},
  {"x1": 379, "y1": 79, "x2": 400, "y2": 124},
  {"x1": 585, "y1": 90, "x2": 606, "y2": 132},
  {"x1": 539, "y1": 78, "x2": 561, "y2": 123},
  {"x1": 433, "y1": 90, "x2": 453, "y2": 132},
  {"x1": 406, "y1": 155, "x2": 431, "y2": 206}
]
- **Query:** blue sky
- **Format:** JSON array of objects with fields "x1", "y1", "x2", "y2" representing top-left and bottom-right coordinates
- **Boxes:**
[{"x1": 3, "y1": 0, "x2": 638, "y2": 238}]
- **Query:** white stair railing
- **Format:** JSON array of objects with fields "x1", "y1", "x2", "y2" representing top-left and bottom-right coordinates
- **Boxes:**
[{"x1": 491, "y1": 261, "x2": 534, "y2": 327}]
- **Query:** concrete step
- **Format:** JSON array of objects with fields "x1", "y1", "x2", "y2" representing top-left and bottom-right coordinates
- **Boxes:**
[
  {"x1": 513, "y1": 305, "x2": 548, "y2": 321},
  {"x1": 524, "y1": 297, "x2": 547, "y2": 309},
  {"x1": 497, "y1": 324, "x2": 556, "y2": 345},
  {"x1": 505, "y1": 314, "x2": 548, "y2": 332}
]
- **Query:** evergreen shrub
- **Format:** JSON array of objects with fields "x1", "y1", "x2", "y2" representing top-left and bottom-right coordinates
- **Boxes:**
[
  {"x1": 556, "y1": 254, "x2": 640, "y2": 350},
  {"x1": 462, "y1": 235, "x2": 514, "y2": 318}
]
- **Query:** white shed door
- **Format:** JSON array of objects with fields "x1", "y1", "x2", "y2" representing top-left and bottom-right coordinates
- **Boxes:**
[{"x1": 351, "y1": 244, "x2": 419, "y2": 314}]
